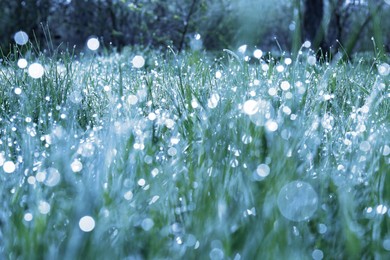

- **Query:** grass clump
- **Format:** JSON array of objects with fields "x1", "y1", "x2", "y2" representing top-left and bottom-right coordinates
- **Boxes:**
[{"x1": 0, "y1": 45, "x2": 389, "y2": 259}]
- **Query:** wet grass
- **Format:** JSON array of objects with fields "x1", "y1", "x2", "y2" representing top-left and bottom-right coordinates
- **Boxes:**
[{"x1": 0, "y1": 45, "x2": 389, "y2": 259}]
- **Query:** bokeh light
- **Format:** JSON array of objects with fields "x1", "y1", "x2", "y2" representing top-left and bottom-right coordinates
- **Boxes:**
[
  {"x1": 14, "y1": 31, "x2": 29, "y2": 45},
  {"x1": 87, "y1": 37, "x2": 100, "y2": 51},
  {"x1": 28, "y1": 63, "x2": 44, "y2": 79}
]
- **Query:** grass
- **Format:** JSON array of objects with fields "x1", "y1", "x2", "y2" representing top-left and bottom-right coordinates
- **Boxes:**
[{"x1": 0, "y1": 43, "x2": 389, "y2": 259}]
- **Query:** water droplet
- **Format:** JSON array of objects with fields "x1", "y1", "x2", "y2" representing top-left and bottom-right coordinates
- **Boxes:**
[
  {"x1": 17, "y1": 58, "x2": 28, "y2": 69},
  {"x1": 3, "y1": 161, "x2": 16, "y2": 173},
  {"x1": 28, "y1": 63, "x2": 44, "y2": 79},
  {"x1": 307, "y1": 55, "x2": 317, "y2": 66},
  {"x1": 167, "y1": 147, "x2": 177, "y2": 156},
  {"x1": 318, "y1": 223, "x2": 327, "y2": 234},
  {"x1": 14, "y1": 31, "x2": 29, "y2": 45},
  {"x1": 124, "y1": 190, "x2": 133, "y2": 200},
  {"x1": 253, "y1": 49, "x2": 263, "y2": 59},
  {"x1": 207, "y1": 93, "x2": 220, "y2": 109},
  {"x1": 79, "y1": 216, "x2": 95, "y2": 232},
  {"x1": 268, "y1": 87, "x2": 278, "y2": 96},
  {"x1": 383, "y1": 239, "x2": 390, "y2": 251},
  {"x1": 243, "y1": 100, "x2": 259, "y2": 115},
  {"x1": 215, "y1": 71, "x2": 222, "y2": 79},
  {"x1": 44, "y1": 168, "x2": 61, "y2": 187},
  {"x1": 359, "y1": 141, "x2": 371, "y2": 152},
  {"x1": 14, "y1": 87, "x2": 22, "y2": 95},
  {"x1": 165, "y1": 118, "x2": 175, "y2": 129},
  {"x1": 70, "y1": 159, "x2": 83, "y2": 172},
  {"x1": 277, "y1": 181, "x2": 318, "y2": 222},
  {"x1": 303, "y1": 41, "x2": 311, "y2": 48},
  {"x1": 276, "y1": 65, "x2": 285, "y2": 72},
  {"x1": 312, "y1": 249, "x2": 324, "y2": 260},
  {"x1": 148, "y1": 112, "x2": 157, "y2": 121},
  {"x1": 38, "y1": 201, "x2": 51, "y2": 214},
  {"x1": 378, "y1": 63, "x2": 389, "y2": 76},
  {"x1": 138, "y1": 179, "x2": 146, "y2": 186},
  {"x1": 383, "y1": 145, "x2": 390, "y2": 156},
  {"x1": 209, "y1": 248, "x2": 224, "y2": 260},
  {"x1": 255, "y1": 164, "x2": 270, "y2": 179},
  {"x1": 127, "y1": 94, "x2": 138, "y2": 105},
  {"x1": 87, "y1": 37, "x2": 100, "y2": 51},
  {"x1": 280, "y1": 81, "x2": 291, "y2": 91},
  {"x1": 265, "y1": 120, "x2": 278, "y2": 132},
  {"x1": 376, "y1": 204, "x2": 388, "y2": 215},
  {"x1": 141, "y1": 218, "x2": 154, "y2": 231},
  {"x1": 238, "y1": 45, "x2": 247, "y2": 54},
  {"x1": 132, "y1": 55, "x2": 145, "y2": 68},
  {"x1": 24, "y1": 213, "x2": 33, "y2": 222}
]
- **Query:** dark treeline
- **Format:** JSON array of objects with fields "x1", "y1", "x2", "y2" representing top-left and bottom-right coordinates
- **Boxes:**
[{"x1": 0, "y1": 0, "x2": 389, "y2": 57}]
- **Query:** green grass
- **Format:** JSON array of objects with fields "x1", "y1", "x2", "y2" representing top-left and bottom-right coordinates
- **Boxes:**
[{"x1": 0, "y1": 44, "x2": 389, "y2": 259}]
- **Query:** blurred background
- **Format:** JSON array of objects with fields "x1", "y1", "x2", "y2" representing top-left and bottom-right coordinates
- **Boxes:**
[{"x1": 0, "y1": 0, "x2": 389, "y2": 56}]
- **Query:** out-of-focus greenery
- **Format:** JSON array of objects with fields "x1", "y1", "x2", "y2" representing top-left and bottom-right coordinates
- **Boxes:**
[
  {"x1": 0, "y1": 0, "x2": 389, "y2": 55},
  {"x1": 0, "y1": 40, "x2": 389, "y2": 259}
]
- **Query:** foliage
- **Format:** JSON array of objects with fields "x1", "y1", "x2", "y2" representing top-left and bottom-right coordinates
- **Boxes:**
[
  {"x1": 0, "y1": 42, "x2": 389, "y2": 259},
  {"x1": 1, "y1": 0, "x2": 390, "y2": 55}
]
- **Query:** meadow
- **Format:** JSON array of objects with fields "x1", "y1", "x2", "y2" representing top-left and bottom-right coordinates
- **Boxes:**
[{"x1": 0, "y1": 43, "x2": 389, "y2": 259}]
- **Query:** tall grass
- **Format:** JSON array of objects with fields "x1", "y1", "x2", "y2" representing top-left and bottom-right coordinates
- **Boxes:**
[{"x1": 0, "y1": 44, "x2": 389, "y2": 259}]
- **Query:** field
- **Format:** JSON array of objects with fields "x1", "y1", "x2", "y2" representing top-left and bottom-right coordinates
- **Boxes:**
[{"x1": 0, "y1": 45, "x2": 389, "y2": 259}]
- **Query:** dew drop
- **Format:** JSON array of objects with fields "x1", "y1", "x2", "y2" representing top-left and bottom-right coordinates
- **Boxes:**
[
  {"x1": 238, "y1": 44, "x2": 247, "y2": 54},
  {"x1": 44, "y1": 167, "x2": 61, "y2": 187},
  {"x1": 28, "y1": 63, "x2": 44, "y2": 79},
  {"x1": 132, "y1": 55, "x2": 145, "y2": 68},
  {"x1": 17, "y1": 58, "x2": 28, "y2": 69},
  {"x1": 253, "y1": 49, "x2": 263, "y2": 59},
  {"x1": 38, "y1": 201, "x2": 51, "y2": 214},
  {"x1": 277, "y1": 181, "x2": 318, "y2": 222},
  {"x1": 124, "y1": 190, "x2": 133, "y2": 200},
  {"x1": 209, "y1": 248, "x2": 224, "y2": 260},
  {"x1": 307, "y1": 55, "x2": 317, "y2": 65},
  {"x1": 141, "y1": 218, "x2": 154, "y2": 231},
  {"x1": 383, "y1": 145, "x2": 390, "y2": 156},
  {"x1": 359, "y1": 141, "x2": 371, "y2": 152},
  {"x1": 127, "y1": 94, "x2": 138, "y2": 105},
  {"x1": 265, "y1": 120, "x2": 278, "y2": 132},
  {"x1": 243, "y1": 100, "x2": 259, "y2": 115},
  {"x1": 312, "y1": 249, "x2": 324, "y2": 260},
  {"x1": 378, "y1": 63, "x2": 389, "y2": 76},
  {"x1": 79, "y1": 216, "x2": 95, "y2": 232},
  {"x1": 70, "y1": 159, "x2": 83, "y2": 173},
  {"x1": 14, "y1": 31, "x2": 29, "y2": 45},
  {"x1": 383, "y1": 239, "x2": 390, "y2": 251},
  {"x1": 256, "y1": 164, "x2": 270, "y2": 178},
  {"x1": 3, "y1": 161, "x2": 16, "y2": 173},
  {"x1": 207, "y1": 93, "x2": 220, "y2": 109},
  {"x1": 24, "y1": 213, "x2": 33, "y2": 222},
  {"x1": 280, "y1": 81, "x2": 291, "y2": 91},
  {"x1": 87, "y1": 37, "x2": 100, "y2": 51},
  {"x1": 14, "y1": 87, "x2": 22, "y2": 95}
]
